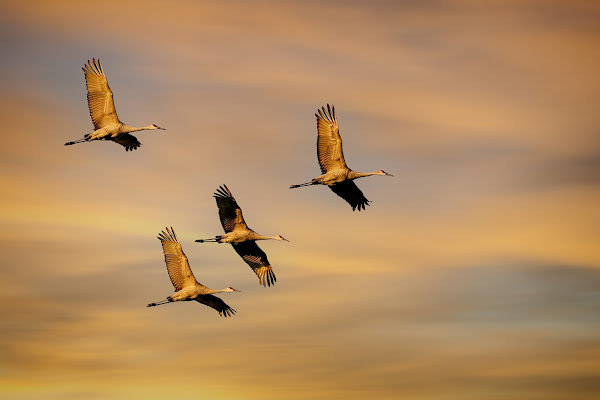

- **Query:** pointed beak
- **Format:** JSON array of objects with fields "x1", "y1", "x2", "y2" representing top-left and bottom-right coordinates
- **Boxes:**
[
  {"x1": 385, "y1": 172, "x2": 394, "y2": 177},
  {"x1": 282, "y1": 237, "x2": 290, "y2": 242},
  {"x1": 233, "y1": 288, "x2": 241, "y2": 292},
  {"x1": 158, "y1": 127, "x2": 166, "y2": 130}
]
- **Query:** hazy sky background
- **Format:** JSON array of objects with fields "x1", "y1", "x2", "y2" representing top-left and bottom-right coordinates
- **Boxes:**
[{"x1": 1, "y1": 0, "x2": 599, "y2": 399}]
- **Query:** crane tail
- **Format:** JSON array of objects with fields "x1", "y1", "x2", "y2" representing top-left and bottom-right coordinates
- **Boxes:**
[{"x1": 290, "y1": 181, "x2": 315, "y2": 189}]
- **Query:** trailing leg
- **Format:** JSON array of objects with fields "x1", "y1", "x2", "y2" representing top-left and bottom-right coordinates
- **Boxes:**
[
  {"x1": 290, "y1": 181, "x2": 316, "y2": 189},
  {"x1": 147, "y1": 298, "x2": 173, "y2": 307},
  {"x1": 195, "y1": 236, "x2": 222, "y2": 243},
  {"x1": 64, "y1": 137, "x2": 89, "y2": 146}
]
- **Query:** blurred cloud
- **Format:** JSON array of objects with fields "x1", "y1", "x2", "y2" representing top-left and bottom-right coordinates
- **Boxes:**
[{"x1": 1, "y1": 0, "x2": 599, "y2": 399}]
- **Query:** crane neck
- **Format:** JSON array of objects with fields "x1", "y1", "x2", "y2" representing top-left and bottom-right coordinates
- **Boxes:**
[
  {"x1": 121, "y1": 124, "x2": 155, "y2": 133},
  {"x1": 348, "y1": 170, "x2": 379, "y2": 180},
  {"x1": 254, "y1": 234, "x2": 281, "y2": 241},
  {"x1": 205, "y1": 287, "x2": 231, "y2": 295}
]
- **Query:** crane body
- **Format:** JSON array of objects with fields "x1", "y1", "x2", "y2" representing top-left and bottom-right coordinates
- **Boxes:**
[
  {"x1": 198, "y1": 229, "x2": 285, "y2": 244},
  {"x1": 65, "y1": 58, "x2": 165, "y2": 151},
  {"x1": 291, "y1": 168, "x2": 380, "y2": 187},
  {"x1": 196, "y1": 185, "x2": 288, "y2": 287},
  {"x1": 290, "y1": 104, "x2": 392, "y2": 211},
  {"x1": 148, "y1": 227, "x2": 238, "y2": 317}
]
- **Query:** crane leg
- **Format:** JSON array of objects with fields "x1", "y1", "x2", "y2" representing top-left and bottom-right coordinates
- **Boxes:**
[
  {"x1": 147, "y1": 299, "x2": 173, "y2": 307},
  {"x1": 194, "y1": 236, "x2": 221, "y2": 243},
  {"x1": 289, "y1": 181, "x2": 316, "y2": 189},
  {"x1": 64, "y1": 138, "x2": 89, "y2": 146}
]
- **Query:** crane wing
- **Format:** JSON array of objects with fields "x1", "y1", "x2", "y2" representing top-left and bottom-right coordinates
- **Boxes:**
[
  {"x1": 231, "y1": 241, "x2": 276, "y2": 287},
  {"x1": 214, "y1": 185, "x2": 248, "y2": 233},
  {"x1": 111, "y1": 133, "x2": 141, "y2": 151},
  {"x1": 83, "y1": 58, "x2": 120, "y2": 130},
  {"x1": 158, "y1": 227, "x2": 198, "y2": 291},
  {"x1": 329, "y1": 180, "x2": 370, "y2": 211},
  {"x1": 316, "y1": 104, "x2": 346, "y2": 173},
  {"x1": 195, "y1": 295, "x2": 236, "y2": 317}
]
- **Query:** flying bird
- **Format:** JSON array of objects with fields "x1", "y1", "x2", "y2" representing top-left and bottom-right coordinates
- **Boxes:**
[
  {"x1": 65, "y1": 58, "x2": 165, "y2": 151},
  {"x1": 148, "y1": 227, "x2": 239, "y2": 317},
  {"x1": 290, "y1": 104, "x2": 393, "y2": 211},
  {"x1": 195, "y1": 185, "x2": 288, "y2": 287}
]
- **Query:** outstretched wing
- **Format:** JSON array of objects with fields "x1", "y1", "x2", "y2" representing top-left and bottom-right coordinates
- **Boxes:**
[
  {"x1": 195, "y1": 295, "x2": 236, "y2": 317},
  {"x1": 158, "y1": 227, "x2": 198, "y2": 291},
  {"x1": 111, "y1": 133, "x2": 141, "y2": 151},
  {"x1": 214, "y1": 185, "x2": 248, "y2": 233},
  {"x1": 232, "y1": 241, "x2": 276, "y2": 287},
  {"x1": 316, "y1": 104, "x2": 346, "y2": 173},
  {"x1": 83, "y1": 58, "x2": 120, "y2": 129},
  {"x1": 329, "y1": 180, "x2": 370, "y2": 211}
]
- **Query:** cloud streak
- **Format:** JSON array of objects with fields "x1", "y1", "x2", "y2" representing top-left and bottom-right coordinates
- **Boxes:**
[{"x1": 1, "y1": 1, "x2": 599, "y2": 399}]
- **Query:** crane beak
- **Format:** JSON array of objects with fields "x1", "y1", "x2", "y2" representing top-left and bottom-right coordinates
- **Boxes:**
[
  {"x1": 158, "y1": 127, "x2": 166, "y2": 130},
  {"x1": 385, "y1": 172, "x2": 394, "y2": 177}
]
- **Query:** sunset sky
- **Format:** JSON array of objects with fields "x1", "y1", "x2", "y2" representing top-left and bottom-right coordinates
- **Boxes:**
[{"x1": 1, "y1": 0, "x2": 599, "y2": 399}]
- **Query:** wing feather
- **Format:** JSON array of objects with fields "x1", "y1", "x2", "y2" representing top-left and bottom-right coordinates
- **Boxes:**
[
  {"x1": 232, "y1": 241, "x2": 276, "y2": 287},
  {"x1": 214, "y1": 185, "x2": 247, "y2": 232},
  {"x1": 329, "y1": 180, "x2": 370, "y2": 211},
  {"x1": 316, "y1": 104, "x2": 346, "y2": 173},
  {"x1": 83, "y1": 58, "x2": 120, "y2": 129},
  {"x1": 157, "y1": 227, "x2": 198, "y2": 291},
  {"x1": 195, "y1": 295, "x2": 237, "y2": 317},
  {"x1": 111, "y1": 133, "x2": 141, "y2": 151}
]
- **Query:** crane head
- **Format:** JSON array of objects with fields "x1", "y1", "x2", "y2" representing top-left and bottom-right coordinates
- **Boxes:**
[
  {"x1": 378, "y1": 170, "x2": 393, "y2": 177},
  {"x1": 227, "y1": 287, "x2": 241, "y2": 292},
  {"x1": 278, "y1": 235, "x2": 290, "y2": 242},
  {"x1": 151, "y1": 124, "x2": 166, "y2": 130}
]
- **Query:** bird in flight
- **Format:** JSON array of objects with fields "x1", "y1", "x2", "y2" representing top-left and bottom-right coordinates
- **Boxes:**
[
  {"x1": 148, "y1": 227, "x2": 239, "y2": 317},
  {"x1": 290, "y1": 104, "x2": 393, "y2": 211},
  {"x1": 196, "y1": 185, "x2": 288, "y2": 287},
  {"x1": 65, "y1": 58, "x2": 165, "y2": 151}
]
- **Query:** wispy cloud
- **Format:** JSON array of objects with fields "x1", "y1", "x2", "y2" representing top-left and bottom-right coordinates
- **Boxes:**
[{"x1": 1, "y1": 1, "x2": 599, "y2": 399}]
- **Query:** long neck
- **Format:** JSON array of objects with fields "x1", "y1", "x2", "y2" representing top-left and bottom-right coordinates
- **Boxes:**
[
  {"x1": 251, "y1": 232, "x2": 280, "y2": 241},
  {"x1": 205, "y1": 287, "x2": 231, "y2": 295},
  {"x1": 121, "y1": 124, "x2": 154, "y2": 133},
  {"x1": 348, "y1": 170, "x2": 380, "y2": 180}
]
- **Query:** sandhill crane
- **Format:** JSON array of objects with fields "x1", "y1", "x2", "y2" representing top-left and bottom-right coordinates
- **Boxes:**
[
  {"x1": 147, "y1": 227, "x2": 239, "y2": 317},
  {"x1": 290, "y1": 104, "x2": 393, "y2": 211},
  {"x1": 64, "y1": 58, "x2": 165, "y2": 151},
  {"x1": 195, "y1": 185, "x2": 288, "y2": 287}
]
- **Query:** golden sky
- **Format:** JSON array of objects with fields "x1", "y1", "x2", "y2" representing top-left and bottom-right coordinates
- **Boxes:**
[{"x1": 1, "y1": 0, "x2": 599, "y2": 399}]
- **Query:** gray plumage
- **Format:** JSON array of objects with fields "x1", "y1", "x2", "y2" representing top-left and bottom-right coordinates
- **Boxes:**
[
  {"x1": 195, "y1": 185, "x2": 288, "y2": 287},
  {"x1": 148, "y1": 227, "x2": 239, "y2": 317},
  {"x1": 64, "y1": 58, "x2": 165, "y2": 151},
  {"x1": 290, "y1": 104, "x2": 393, "y2": 211}
]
